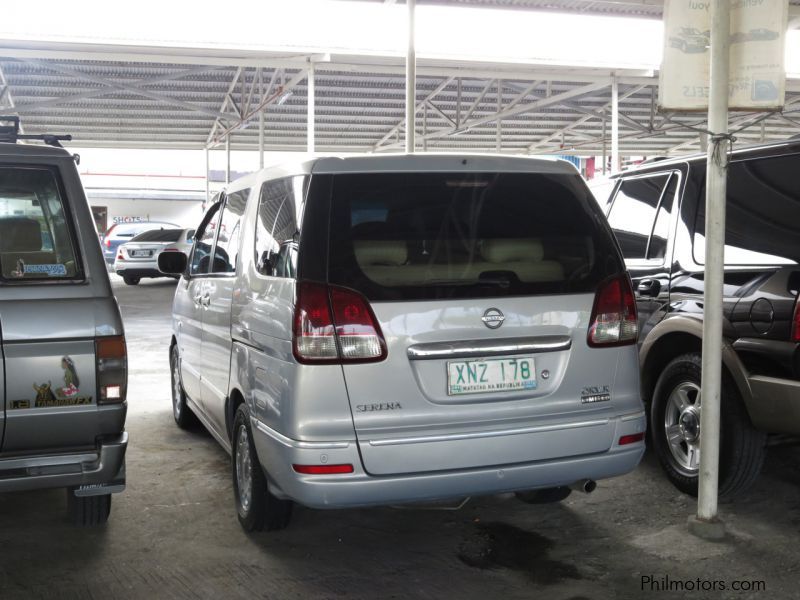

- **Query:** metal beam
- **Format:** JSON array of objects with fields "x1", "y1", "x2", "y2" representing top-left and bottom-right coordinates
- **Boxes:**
[
  {"x1": 13, "y1": 66, "x2": 226, "y2": 112},
  {"x1": 378, "y1": 80, "x2": 610, "y2": 150},
  {"x1": 19, "y1": 59, "x2": 238, "y2": 121},
  {"x1": 207, "y1": 67, "x2": 244, "y2": 146},
  {"x1": 308, "y1": 63, "x2": 315, "y2": 153},
  {"x1": 406, "y1": 0, "x2": 416, "y2": 152},
  {"x1": 373, "y1": 76, "x2": 454, "y2": 150},
  {"x1": 528, "y1": 84, "x2": 646, "y2": 152},
  {"x1": 0, "y1": 64, "x2": 21, "y2": 131}
]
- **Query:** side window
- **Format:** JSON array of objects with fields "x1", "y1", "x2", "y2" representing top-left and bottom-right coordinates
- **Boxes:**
[
  {"x1": 0, "y1": 166, "x2": 82, "y2": 281},
  {"x1": 694, "y1": 155, "x2": 800, "y2": 265},
  {"x1": 190, "y1": 201, "x2": 222, "y2": 276},
  {"x1": 607, "y1": 174, "x2": 670, "y2": 260},
  {"x1": 647, "y1": 174, "x2": 678, "y2": 260},
  {"x1": 255, "y1": 176, "x2": 305, "y2": 278},
  {"x1": 211, "y1": 188, "x2": 249, "y2": 274}
]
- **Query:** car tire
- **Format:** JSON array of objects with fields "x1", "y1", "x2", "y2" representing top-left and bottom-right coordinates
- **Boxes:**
[
  {"x1": 123, "y1": 276, "x2": 140, "y2": 285},
  {"x1": 515, "y1": 486, "x2": 572, "y2": 504},
  {"x1": 66, "y1": 489, "x2": 111, "y2": 526},
  {"x1": 232, "y1": 403, "x2": 293, "y2": 532},
  {"x1": 650, "y1": 352, "x2": 766, "y2": 500},
  {"x1": 170, "y1": 345, "x2": 198, "y2": 429}
]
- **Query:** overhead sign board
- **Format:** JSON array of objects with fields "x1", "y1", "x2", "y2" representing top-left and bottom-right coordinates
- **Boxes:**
[{"x1": 659, "y1": 0, "x2": 788, "y2": 111}]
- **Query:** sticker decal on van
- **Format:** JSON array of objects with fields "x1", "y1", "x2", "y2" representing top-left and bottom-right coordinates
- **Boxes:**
[
  {"x1": 14, "y1": 356, "x2": 94, "y2": 409},
  {"x1": 23, "y1": 263, "x2": 68, "y2": 276}
]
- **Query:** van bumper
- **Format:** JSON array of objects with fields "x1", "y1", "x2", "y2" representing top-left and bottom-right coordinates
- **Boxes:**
[
  {"x1": 0, "y1": 432, "x2": 127, "y2": 494},
  {"x1": 251, "y1": 416, "x2": 645, "y2": 509}
]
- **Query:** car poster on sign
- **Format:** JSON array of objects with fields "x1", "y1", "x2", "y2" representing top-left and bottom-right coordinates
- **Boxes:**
[{"x1": 659, "y1": 0, "x2": 788, "y2": 111}]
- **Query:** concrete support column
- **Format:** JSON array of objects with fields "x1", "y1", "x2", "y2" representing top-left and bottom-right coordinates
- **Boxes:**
[
  {"x1": 225, "y1": 136, "x2": 231, "y2": 185},
  {"x1": 204, "y1": 146, "x2": 210, "y2": 206}
]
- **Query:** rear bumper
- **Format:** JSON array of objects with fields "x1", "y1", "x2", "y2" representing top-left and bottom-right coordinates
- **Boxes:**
[
  {"x1": 747, "y1": 375, "x2": 800, "y2": 434},
  {"x1": 252, "y1": 414, "x2": 645, "y2": 509},
  {"x1": 115, "y1": 266, "x2": 165, "y2": 278},
  {"x1": 0, "y1": 432, "x2": 127, "y2": 494}
]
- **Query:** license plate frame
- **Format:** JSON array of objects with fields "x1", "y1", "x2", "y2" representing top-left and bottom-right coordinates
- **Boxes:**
[
  {"x1": 130, "y1": 250, "x2": 152, "y2": 258},
  {"x1": 446, "y1": 355, "x2": 537, "y2": 396}
]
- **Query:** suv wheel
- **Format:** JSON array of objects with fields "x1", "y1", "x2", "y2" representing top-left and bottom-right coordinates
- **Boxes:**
[
  {"x1": 232, "y1": 404, "x2": 293, "y2": 532},
  {"x1": 66, "y1": 488, "x2": 111, "y2": 526},
  {"x1": 650, "y1": 353, "x2": 766, "y2": 499},
  {"x1": 123, "y1": 276, "x2": 140, "y2": 285},
  {"x1": 170, "y1": 346, "x2": 197, "y2": 429}
]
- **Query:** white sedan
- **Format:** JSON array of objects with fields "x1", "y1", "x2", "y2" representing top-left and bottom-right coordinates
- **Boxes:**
[{"x1": 114, "y1": 228, "x2": 194, "y2": 285}]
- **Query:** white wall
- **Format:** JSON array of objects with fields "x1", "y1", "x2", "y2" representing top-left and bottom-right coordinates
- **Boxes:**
[{"x1": 90, "y1": 197, "x2": 205, "y2": 231}]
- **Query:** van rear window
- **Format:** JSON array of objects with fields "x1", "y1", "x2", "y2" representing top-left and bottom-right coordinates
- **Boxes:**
[
  {"x1": 0, "y1": 167, "x2": 81, "y2": 282},
  {"x1": 327, "y1": 172, "x2": 621, "y2": 301}
]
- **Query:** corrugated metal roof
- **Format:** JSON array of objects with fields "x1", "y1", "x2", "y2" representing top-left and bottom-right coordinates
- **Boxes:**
[{"x1": 1, "y1": 0, "x2": 798, "y2": 157}]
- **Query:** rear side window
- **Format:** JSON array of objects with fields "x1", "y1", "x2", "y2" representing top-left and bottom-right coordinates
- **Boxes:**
[
  {"x1": 694, "y1": 154, "x2": 800, "y2": 265},
  {"x1": 327, "y1": 171, "x2": 622, "y2": 301},
  {"x1": 190, "y1": 202, "x2": 222, "y2": 276},
  {"x1": 607, "y1": 174, "x2": 671, "y2": 260},
  {"x1": 255, "y1": 176, "x2": 305, "y2": 278},
  {"x1": 0, "y1": 166, "x2": 82, "y2": 281},
  {"x1": 211, "y1": 188, "x2": 249, "y2": 274}
]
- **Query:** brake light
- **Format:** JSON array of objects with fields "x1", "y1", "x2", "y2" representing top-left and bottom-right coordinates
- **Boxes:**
[
  {"x1": 105, "y1": 237, "x2": 111, "y2": 248},
  {"x1": 792, "y1": 296, "x2": 800, "y2": 343},
  {"x1": 293, "y1": 281, "x2": 387, "y2": 364},
  {"x1": 588, "y1": 274, "x2": 638, "y2": 347},
  {"x1": 96, "y1": 336, "x2": 127, "y2": 404},
  {"x1": 292, "y1": 464, "x2": 354, "y2": 475},
  {"x1": 117, "y1": 250, "x2": 124, "y2": 260}
]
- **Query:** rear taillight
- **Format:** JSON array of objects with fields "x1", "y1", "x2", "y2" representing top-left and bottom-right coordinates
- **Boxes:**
[
  {"x1": 588, "y1": 274, "x2": 638, "y2": 347},
  {"x1": 293, "y1": 281, "x2": 387, "y2": 364},
  {"x1": 117, "y1": 250, "x2": 124, "y2": 260},
  {"x1": 292, "y1": 464, "x2": 354, "y2": 475},
  {"x1": 96, "y1": 336, "x2": 127, "y2": 404},
  {"x1": 105, "y1": 237, "x2": 111, "y2": 248},
  {"x1": 792, "y1": 296, "x2": 800, "y2": 343}
]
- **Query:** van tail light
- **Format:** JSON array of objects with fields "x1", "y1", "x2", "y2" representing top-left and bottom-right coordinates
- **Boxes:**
[
  {"x1": 105, "y1": 237, "x2": 111, "y2": 248},
  {"x1": 293, "y1": 281, "x2": 387, "y2": 364},
  {"x1": 588, "y1": 274, "x2": 638, "y2": 347},
  {"x1": 96, "y1": 336, "x2": 127, "y2": 404},
  {"x1": 792, "y1": 296, "x2": 800, "y2": 343}
]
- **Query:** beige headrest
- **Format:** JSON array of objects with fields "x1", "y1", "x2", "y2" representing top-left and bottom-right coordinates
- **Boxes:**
[
  {"x1": 354, "y1": 240, "x2": 408, "y2": 267},
  {"x1": 481, "y1": 238, "x2": 544, "y2": 263}
]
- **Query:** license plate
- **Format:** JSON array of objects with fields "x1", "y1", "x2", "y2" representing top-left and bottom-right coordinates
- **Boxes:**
[
  {"x1": 447, "y1": 356, "x2": 537, "y2": 396},
  {"x1": 130, "y1": 250, "x2": 152, "y2": 257}
]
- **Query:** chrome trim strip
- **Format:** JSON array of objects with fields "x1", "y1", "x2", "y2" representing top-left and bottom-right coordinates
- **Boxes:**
[
  {"x1": 252, "y1": 418, "x2": 351, "y2": 450},
  {"x1": 406, "y1": 335, "x2": 572, "y2": 360},
  {"x1": 368, "y1": 418, "x2": 610, "y2": 447}
]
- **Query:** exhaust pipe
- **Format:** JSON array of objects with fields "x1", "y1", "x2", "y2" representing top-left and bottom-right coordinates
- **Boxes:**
[{"x1": 569, "y1": 479, "x2": 597, "y2": 494}]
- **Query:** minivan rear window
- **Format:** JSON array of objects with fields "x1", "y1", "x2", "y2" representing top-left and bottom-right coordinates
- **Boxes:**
[
  {"x1": 0, "y1": 166, "x2": 82, "y2": 282},
  {"x1": 327, "y1": 172, "x2": 622, "y2": 301}
]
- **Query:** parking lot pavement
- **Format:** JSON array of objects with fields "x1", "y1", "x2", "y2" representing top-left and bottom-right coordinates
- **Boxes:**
[{"x1": 1, "y1": 275, "x2": 800, "y2": 599}]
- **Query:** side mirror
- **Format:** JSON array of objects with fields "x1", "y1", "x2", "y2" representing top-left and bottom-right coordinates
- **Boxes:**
[
  {"x1": 158, "y1": 250, "x2": 188, "y2": 276},
  {"x1": 258, "y1": 251, "x2": 275, "y2": 276}
]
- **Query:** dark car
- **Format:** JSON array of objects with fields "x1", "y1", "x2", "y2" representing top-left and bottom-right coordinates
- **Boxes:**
[{"x1": 602, "y1": 139, "x2": 800, "y2": 499}]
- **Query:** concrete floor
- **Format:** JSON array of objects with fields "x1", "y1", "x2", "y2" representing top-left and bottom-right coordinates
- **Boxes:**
[{"x1": 2, "y1": 275, "x2": 800, "y2": 599}]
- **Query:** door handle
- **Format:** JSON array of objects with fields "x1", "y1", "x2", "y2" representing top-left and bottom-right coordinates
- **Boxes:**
[
  {"x1": 201, "y1": 293, "x2": 211, "y2": 307},
  {"x1": 637, "y1": 279, "x2": 661, "y2": 297},
  {"x1": 193, "y1": 293, "x2": 203, "y2": 306}
]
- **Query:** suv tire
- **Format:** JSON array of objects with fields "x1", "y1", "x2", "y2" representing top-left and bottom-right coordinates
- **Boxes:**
[
  {"x1": 67, "y1": 489, "x2": 111, "y2": 526},
  {"x1": 232, "y1": 404, "x2": 293, "y2": 532},
  {"x1": 170, "y1": 346, "x2": 198, "y2": 429},
  {"x1": 123, "y1": 276, "x2": 140, "y2": 285},
  {"x1": 650, "y1": 352, "x2": 766, "y2": 499}
]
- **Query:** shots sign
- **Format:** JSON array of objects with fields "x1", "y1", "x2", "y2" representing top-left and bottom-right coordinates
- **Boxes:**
[{"x1": 659, "y1": 0, "x2": 788, "y2": 111}]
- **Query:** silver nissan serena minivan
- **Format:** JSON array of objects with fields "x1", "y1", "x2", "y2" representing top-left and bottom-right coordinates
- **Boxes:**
[
  {"x1": 160, "y1": 154, "x2": 645, "y2": 531},
  {"x1": 0, "y1": 117, "x2": 128, "y2": 526}
]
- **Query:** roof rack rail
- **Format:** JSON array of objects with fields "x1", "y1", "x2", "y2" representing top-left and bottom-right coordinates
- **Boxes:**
[{"x1": 0, "y1": 115, "x2": 72, "y2": 148}]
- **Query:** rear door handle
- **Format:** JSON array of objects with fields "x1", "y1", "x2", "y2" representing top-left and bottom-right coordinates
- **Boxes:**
[{"x1": 201, "y1": 293, "x2": 211, "y2": 307}]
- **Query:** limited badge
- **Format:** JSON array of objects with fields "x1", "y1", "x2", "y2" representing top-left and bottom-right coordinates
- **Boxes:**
[{"x1": 581, "y1": 385, "x2": 611, "y2": 404}]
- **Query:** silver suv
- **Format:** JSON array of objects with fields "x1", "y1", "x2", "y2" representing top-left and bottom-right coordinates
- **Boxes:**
[
  {"x1": 160, "y1": 155, "x2": 645, "y2": 531},
  {"x1": 0, "y1": 118, "x2": 128, "y2": 525}
]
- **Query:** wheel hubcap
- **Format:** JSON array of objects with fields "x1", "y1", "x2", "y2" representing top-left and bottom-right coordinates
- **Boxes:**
[
  {"x1": 236, "y1": 425, "x2": 253, "y2": 512},
  {"x1": 664, "y1": 381, "x2": 702, "y2": 473},
  {"x1": 171, "y1": 354, "x2": 182, "y2": 420}
]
